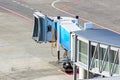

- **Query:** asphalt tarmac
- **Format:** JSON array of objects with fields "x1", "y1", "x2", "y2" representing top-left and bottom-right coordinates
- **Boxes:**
[{"x1": 0, "y1": 0, "x2": 120, "y2": 80}]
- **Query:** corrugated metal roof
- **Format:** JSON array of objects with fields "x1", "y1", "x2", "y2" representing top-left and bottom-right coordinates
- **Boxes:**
[{"x1": 74, "y1": 28, "x2": 120, "y2": 47}]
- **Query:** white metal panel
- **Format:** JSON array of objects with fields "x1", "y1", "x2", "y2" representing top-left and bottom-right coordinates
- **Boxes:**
[
  {"x1": 110, "y1": 46, "x2": 119, "y2": 51},
  {"x1": 71, "y1": 33, "x2": 75, "y2": 61},
  {"x1": 60, "y1": 17, "x2": 81, "y2": 32},
  {"x1": 100, "y1": 44, "x2": 108, "y2": 48},
  {"x1": 61, "y1": 23, "x2": 81, "y2": 32},
  {"x1": 91, "y1": 42, "x2": 98, "y2": 46},
  {"x1": 33, "y1": 14, "x2": 39, "y2": 18},
  {"x1": 77, "y1": 36, "x2": 89, "y2": 44},
  {"x1": 34, "y1": 11, "x2": 45, "y2": 18}
]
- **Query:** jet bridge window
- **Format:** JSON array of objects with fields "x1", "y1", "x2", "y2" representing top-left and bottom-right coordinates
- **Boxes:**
[
  {"x1": 99, "y1": 46, "x2": 109, "y2": 72},
  {"x1": 90, "y1": 44, "x2": 99, "y2": 68},
  {"x1": 33, "y1": 17, "x2": 38, "y2": 37},
  {"x1": 109, "y1": 49, "x2": 119, "y2": 74},
  {"x1": 90, "y1": 42, "x2": 119, "y2": 75},
  {"x1": 79, "y1": 40, "x2": 88, "y2": 65},
  {"x1": 32, "y1": 16, "x2": 44, "y2": 42},
  {"x1": 90, "y1": 43, "x2": 109, "y2": 72},
  {"x1": 109, "y1": 50, "x2": 119, "y2": 64},
  {"x1": 47, "y1": 25, "x2": 52, "y2": 32}
]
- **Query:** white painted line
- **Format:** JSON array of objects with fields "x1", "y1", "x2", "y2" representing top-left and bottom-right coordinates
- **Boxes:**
[
  {"x1": 12, "y1": 0, "x2": 35, "y2": 11},
  {"x1": 51, "y1": 0, "x2": 75, "y2": 16},
  {"x1": 51, "y1": 0, "x2": 60, "y2": 11},
  {"x1": 0, "y1": 6, "x2": 33, "y2": 22}
]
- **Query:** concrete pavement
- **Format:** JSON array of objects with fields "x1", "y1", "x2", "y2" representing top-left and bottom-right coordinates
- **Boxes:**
[
  {"x1": 0, "y1": 0, "x2": 120, "y2": 80},
  {"x1": 0, "y1": 8, "x2": 73, "y2": 80}
]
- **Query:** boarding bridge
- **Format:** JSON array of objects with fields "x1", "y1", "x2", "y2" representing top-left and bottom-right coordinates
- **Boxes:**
[
  {"x1": 71, "y1": 24, "x2": 120, "y2": 80},
  {"x1": 32, "y1": 11, "x2": 81, "y2": 73},
  {"x1": 32, "y1": 11, "x2": 120, "y2": 80}
]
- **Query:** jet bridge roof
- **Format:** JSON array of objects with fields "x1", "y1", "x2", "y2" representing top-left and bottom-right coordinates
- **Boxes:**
[
  {"x1": 58, "y1": 17, "x2": 82, "y2": 50},
  {"x1": 60, "y1": 17, "x2": 82, "y2": 32},
  {"x1": 74, "y1": 28, "x2": 120, "y2": 47}
]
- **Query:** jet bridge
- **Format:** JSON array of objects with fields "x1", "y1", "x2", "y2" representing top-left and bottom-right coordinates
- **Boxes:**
[
  {"x1": 71, "y1": 26, "x2": 120, "y2": 80},
  {"x1": 32, "y1": 11, "x2": 81, "y2": 72},
  {"x1": 31, "y1": 11, "x2": 120, "y2": 80}
]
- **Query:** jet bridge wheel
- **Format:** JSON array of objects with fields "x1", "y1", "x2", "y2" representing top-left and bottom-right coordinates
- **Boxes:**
[{"x1": 63, "y1": 62, "x2": 73, "y2": 73}]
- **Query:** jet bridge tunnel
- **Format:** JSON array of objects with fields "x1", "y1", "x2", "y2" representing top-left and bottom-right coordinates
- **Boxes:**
[{"x1": 71, "y1": 28, "x2": 120, "y2": 80}]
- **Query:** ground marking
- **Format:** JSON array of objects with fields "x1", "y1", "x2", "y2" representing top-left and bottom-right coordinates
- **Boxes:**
[
  {"x1": 12, "y1": 0, "x2": 36, "y2": 11},
  {"x1": 0, "y1": 6, "x2": 33, "y2": 22},
  {"x1": 51, "y1": 0, "x2": 120, "y2": 34}
]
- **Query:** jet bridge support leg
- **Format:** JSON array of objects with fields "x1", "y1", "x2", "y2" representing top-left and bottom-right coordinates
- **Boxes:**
[
  {"x1": 57, "y1": 16, "x2": 61, "y2": 63},
  {"x1": 57, "y1": 51, "x2": 60, "y2": 62}
]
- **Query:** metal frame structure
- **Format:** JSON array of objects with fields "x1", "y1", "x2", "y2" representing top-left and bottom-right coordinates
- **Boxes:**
[
  {"x1": 72, "y1": 28, "x2": 120, "y2": 80},
  {"x1": 89, "y1": 42, "x2": 119, "y2": 76}
]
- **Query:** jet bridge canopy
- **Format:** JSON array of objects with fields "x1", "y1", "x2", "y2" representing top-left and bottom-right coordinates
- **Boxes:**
[{"x1": 74, "y1": 28, "x2": 120, "y2": 47}]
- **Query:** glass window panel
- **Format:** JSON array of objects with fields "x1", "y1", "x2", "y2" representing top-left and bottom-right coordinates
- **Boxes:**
[
  {"x1": 110, "y1": 50, "x2": 116, "y2": 63},
  {"x1": 91, "y1": 45, "x2": 95, "y2": 57},
  {"x1": 109, "y1": 49, "x2": 119, "y2": 74},
  {"x1": 33, "y1": 17, "x2": 38, "y2": 37},
  {"x1": 113, "y1": 64, "x2": 119, "y2": 74},
  {"x1": 103, "y1": 62, "x2": 109, "y2": 71},
  {"x1": 79, "y1": 53, "x2": 87, "y2": 64},
  {"x1": 79, "y1": 40, "x2": 88, "y2": 65},
  {"x1": 79, "y1": 40, "x2": 87, "y2": 54},
  {"x1": 39, "y1": 18, "x2": 43, "y2": 40},
  {"x1": 91, "y1": 45, "x2": 98, "y2": 68},
  {"x1": 99, "y1": 47, "x2": 106, "y2": 60}
]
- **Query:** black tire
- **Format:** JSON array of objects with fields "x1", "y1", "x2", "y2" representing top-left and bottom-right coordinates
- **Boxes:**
[{"x1": 63, "y1": 62, "x2": 73, "y2": 73}]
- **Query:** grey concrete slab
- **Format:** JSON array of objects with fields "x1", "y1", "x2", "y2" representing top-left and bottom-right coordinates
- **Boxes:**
[{"x1": 0, "y1": 9, "x2": 73, "y2": 80}]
